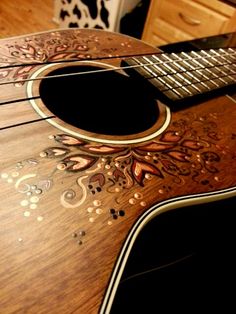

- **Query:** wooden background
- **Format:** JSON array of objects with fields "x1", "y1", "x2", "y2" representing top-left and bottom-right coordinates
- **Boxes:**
[{"x1": 0, "y1": 0, "x2": 56, "y2": 38}]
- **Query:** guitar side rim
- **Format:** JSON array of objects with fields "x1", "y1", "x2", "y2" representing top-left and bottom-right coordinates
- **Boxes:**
[{"x1": 100, "y1": 185, "x2": 236, "y2": 313}]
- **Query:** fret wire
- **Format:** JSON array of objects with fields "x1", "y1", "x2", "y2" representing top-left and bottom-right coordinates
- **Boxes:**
[
  {"x1": 181, "y1": 59, "x2": 196, "y2": 70},
  {"x1": 180, "y1": 86, "x2": 193, "y2": 95},
  {"x1": 218, "y1": 76, "x2": 228, "y2": 84},
  {"x1": 203, "y1": 68, "x2": 216, "y2": 78},
  {"x1": 186, "y1": 71, "x2": 201, "y2": 82},
  {"x1": 139, "y1": 48, "x2": 236, "y2": 95},
  {"x1": 225, "y1": 65, "x2": 236, "y2": 74},
  {"x1": 149, "y1": 55, "x2": 168, "y2": 75},
  {"x1": 160, "y1": 62, "x2": 177, "y2": 74},
  {"x1": 132, "y1": 57, "x2": 158, "y2": 78},
  {"x1": 208, "y1": 80, "x2": 220, "y2": 88},
  {"x1": 157, "y1": 76, "x2": 176, "y2": 90},
  {"x1": 156, "y1": 77, "x2": 172, "y2": 90},
  {"x1": 194, "y1": 82, "x2": 210, "y2": 91},
  {"x1": 163, "y1": 89, "x2": 180, "y2": 100},
  {"x1": 173, "y1": 61, "x2": 186, "y2": 72},
  {"x1": 167, "y1": 75, "x2": 182, "y2": 87},
  {"x1": 190, "y1": 84, "x2": 202, "y2": 93}
]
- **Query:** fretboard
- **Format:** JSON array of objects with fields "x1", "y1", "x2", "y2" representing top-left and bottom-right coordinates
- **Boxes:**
[{"x1": 123, "y1": 47, "x2": 236, "y2": 105}]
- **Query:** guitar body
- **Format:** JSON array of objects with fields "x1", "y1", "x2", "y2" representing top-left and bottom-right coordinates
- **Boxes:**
[{"x1": 0, "y1": 29, "x2": 236, "y2": 313}]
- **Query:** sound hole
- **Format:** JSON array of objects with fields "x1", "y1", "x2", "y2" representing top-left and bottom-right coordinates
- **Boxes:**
[{"x1": 39, "y1": 65, "x2": 159, "y2": 136}]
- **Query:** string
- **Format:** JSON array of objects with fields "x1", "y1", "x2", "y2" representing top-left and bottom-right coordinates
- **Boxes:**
[
  {"x1": 0, "y1": 115, "x2": 55, "y2": 131},
  {"x1": 0, "y1": 46, "x2": 234, "y2": 71},
  {"x1": 0, "y1": 51, "x2": 157, "y2": 69},
  {"x1": 0, "y1": 47, "x2": 235, "y2": 86},
  {"x1": 0, "y1": 96, "x2": 39, "y2": 107},
  {"x1": 0, "y1": 48, "x2": 234, "y2": 107},
  {"x1": 0, "y1": 61, "x2": 155, "y2": 86},
  {"x1": 0, "y1": 48, "x2": 235, "y2": 130}
]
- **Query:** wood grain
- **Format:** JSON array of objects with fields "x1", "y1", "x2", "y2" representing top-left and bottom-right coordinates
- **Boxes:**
[
  {"x1": 0, "y1": 29, "x2": 236, "y2": 314},
  {"x1": 142, "y1": 0, "x2": 236, "y2": 47},
  {"x1": 0, "y1": 0, "x2": 56, "y2": 38}
]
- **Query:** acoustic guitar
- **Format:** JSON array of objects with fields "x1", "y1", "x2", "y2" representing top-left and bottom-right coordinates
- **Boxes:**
[{"x1": 0, "y1": 29, "x2": 235, "y2": 313}]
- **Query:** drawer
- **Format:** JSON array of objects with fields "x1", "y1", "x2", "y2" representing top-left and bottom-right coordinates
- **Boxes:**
[
  {"x1": 151, "y1": 18, "x2": 193, "y2": 44},
  {"x1": 158, "y1": 0, "x2": 230, "y2": 38},
  {"x1": 143, "y1": 32, "x2": 168, "y2": 47}
]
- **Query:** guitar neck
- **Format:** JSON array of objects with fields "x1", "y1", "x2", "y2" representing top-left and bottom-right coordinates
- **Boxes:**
[{"x1": 123, "y1": 47, "x2": 236, "y2": 104}]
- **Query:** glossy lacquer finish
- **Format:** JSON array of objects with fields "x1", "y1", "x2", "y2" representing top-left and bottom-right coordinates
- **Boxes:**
[{"x1": 0, "y1": 29, "x2": 236, "y2": 313}]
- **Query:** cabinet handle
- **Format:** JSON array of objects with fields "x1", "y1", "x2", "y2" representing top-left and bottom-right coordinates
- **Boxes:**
[{"x1": 178, "y1": 12, "x2": 201, "y2": 26}]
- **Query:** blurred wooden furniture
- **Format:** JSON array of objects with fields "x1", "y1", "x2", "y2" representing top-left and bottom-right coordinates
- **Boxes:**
[
  {"x1": 142, "y1": 0, "x2": 236, "y2": 46},
  {"x1": 0, "y1": 0, "x2": 55, "y2": 38}
]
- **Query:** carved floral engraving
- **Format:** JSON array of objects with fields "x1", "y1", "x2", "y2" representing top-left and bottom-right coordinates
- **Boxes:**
[
  {"x1": 0, "y1": 29, "x2": 135, "y2": 86},
  {"x1": 1, "y1": 30, "x2": 235, "y2": 246},
  {"x1": 2, "y1": 111, "x2": 234, "y2": 243}
]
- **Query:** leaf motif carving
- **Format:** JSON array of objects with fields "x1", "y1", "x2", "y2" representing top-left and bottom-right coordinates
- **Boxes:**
[
  {"x1": 89, "y1": 173, "x2": 105, "y2": 187},
  {"x1": 201, "y1": 151, "x2": 220, "y2": 162},
  {"x1": 82, "y1": 144, "x2": 124, "y2": 154},
  {"x1": 181, "y1": 140, "x2": 204, "y2": 150},
  {"x1": 160, "y1": 159, "x2": 180, "y2": 173},
  {"x1": 61, "y1": 154, "x2": 98, "y2": 172},
  {"x1": 41, "y1": 147, "x2": 70, "y2": 158},
  {"x1": 54, "y1": 134, "x2": 85, "y2": 146},
  {"x1": 166, "y1": 151, "x2": 190, "y2": 162},
  {"x1": 50, "y1": 52, "x2": 91, "y2": 61},
  {"x1": 160, "y1": 131, "x2": 182, "y2": 142},
  {"x1": 16, "y1": 44, "x2": 35, "y2": 55},
  {"x1": 15, "y1": 65, "x2": 34, "y2": 76},
  {"x1": 131, "y1": 159, "x2": 163, "y2": 186},
  {"x1": 55, "y1": 45, "x2": 69, "y2": 52},
  {"x1": 135, "y1": 142, "x2": 175, "y2": 152},
  {"x1": 113, "y1": 169, "x2": 126, "y2": 181},
  {"x1": 74, "y1": 44, "x2": 89, "y2": 51}
]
